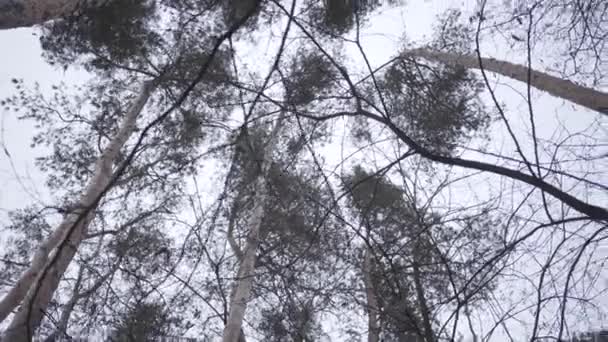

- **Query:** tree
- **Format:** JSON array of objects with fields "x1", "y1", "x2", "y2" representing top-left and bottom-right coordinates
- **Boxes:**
[
  {"x1": 221, "y1": 118, "x2": 288, "y2": 342},
  {"x1": 0, "y1": 0, "x2": 108, "y2": 30},
  {"x1": 109, "y1": 302, "x2": 174, "y2": 342},
  {"x1": 284, "y1": 1, "x2": 607, "y2": 221},
  {"x1": 344, "y1": 166, "x2": 499, "y2": 342},
  {"x1": 0, "y1": 80, "x2": 155, "y2": 340},
  {"x1": 0, "y1": 2, "x2": 246, "y2": 337},
  {"x1": 402, "y1": 48, "x2": 608, "y2": 115},
  {"x1": 1, "y1": 0, "x2": 606, "y2": 340}
]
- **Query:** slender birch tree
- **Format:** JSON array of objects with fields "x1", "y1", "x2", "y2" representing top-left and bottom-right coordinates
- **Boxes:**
[
  {"x1": 1, "y1": 79, "x2": 155, "y2": 341},
  {"x1": 222, "y1": 115, "x2": 287, "y2": 342}
]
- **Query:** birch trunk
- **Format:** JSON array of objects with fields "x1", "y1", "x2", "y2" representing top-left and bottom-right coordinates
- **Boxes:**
[
  {"x1": 405, "y1": 48, "x2": 608, "y2": 115},
  {"x1": 0, "y1": 80, "x2": 153, "y2": 341},
  {"x1": 226, "y1": 190, "x2": 248, "y2": 342},
  {"x1": 363, "y1": 247, "x2": 381, "y2": 342},
  {"x1": 0, "y1": 0, "x2": 107, "y2": 30},
  {"x1": 412, "y1": 252, "x2": 433, "y2": 342},
  {"x1": 222, "y1": 187, "x2": 265, "y2": 342},
  {"x1": 222, "y1": 115, "x2": 286, "y2": 342}
]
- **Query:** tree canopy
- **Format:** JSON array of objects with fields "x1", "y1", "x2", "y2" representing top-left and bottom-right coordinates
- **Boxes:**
[{"x1": 0, "y1": 1, "x2": 606, "y2": 341}]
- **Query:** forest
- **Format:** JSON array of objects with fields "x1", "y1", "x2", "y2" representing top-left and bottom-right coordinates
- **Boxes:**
[{"x1": 0, "y1": 0, "x2": 606, "y2": 341}]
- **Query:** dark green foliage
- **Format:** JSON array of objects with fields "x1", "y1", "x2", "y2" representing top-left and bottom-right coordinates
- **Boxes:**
[
  {"x1": 231, "y1": 126, "x2": 268, "y2": 185},
  {"x1": 345, "y1": 166, "x2": 405, "y2": 215},
  {"x1": 109, "y1": 224, "x2": 172, "y2": 280},
  {"x1": 304, "y1": 0, "x2": 387, "y2": 35},
  {"x1": 343, "y1": 166, "x2": 500, "y2": 338},
  {"x1": 380, "y1": 59, "x2": 490, "y2": 154},
  {"x1": 343, "y1": 167, "x2": 423, "y2": 337},
  {"x1": 164, "y1": 47, "x2": 233, "y2": 90},
  {"x1": 40, "y1": 0, "x2": 160, "y2": 67},
  {"x1": 221, "y1": 0, "x2": 260, "y2": 27},
  {"x1": 284, "y1": 50, "x2": 336, "y2": 106},
  {"x1": 259, "y1": 164, "x2": 330, "y2": 259},
  {"x1": 230, "y1": 156, "x2": 334, "y2": 265},
  {"x1": 111, "y1": 302, "x2": 173, "y2": 341},
  {"x1": 258, "y1": 301, "x2": 322, "y2": 342}
]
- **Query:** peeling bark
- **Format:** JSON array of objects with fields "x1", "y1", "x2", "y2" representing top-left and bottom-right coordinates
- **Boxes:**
[
  {"x1": 405, "y1": 48, "x2": 608, "y2": 116},
  {"x1": 0, "y1": 80, "x2": 154, "y2": 341},
  {"x1": 0, "y1": 0, "x2": 108, "y2": 30}
]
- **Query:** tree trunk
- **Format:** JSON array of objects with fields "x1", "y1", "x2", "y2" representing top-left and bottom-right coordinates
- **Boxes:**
[
  {"x1": 412, "y1": 249, "x2": 434, "y2": 342},
  {"x1": 1, "y1": 80, "x2": 154, "y2": 341},
  {"x1": 222, "y1": 114, "x2": 286, "y2": 342},
  {"x1": 405, "y1": 48, "x2": 608, "y2": 116},
  {"x1": 0, "y1": 0, "x2": 108, "y2": 30},
  {"x1": 225, "y1": 189, "x2": 249, "y2": 342},
  {"x1": 363, "y1": 247, "x2": 381, "y2": 342},
  {"x1": 222, "y1": 188, "x2": 264, "y2": 342}
]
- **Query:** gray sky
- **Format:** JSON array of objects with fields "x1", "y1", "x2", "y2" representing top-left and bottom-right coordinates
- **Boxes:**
[{"x1": 0, "y1": 28, "x2": 90, "y2": 218}]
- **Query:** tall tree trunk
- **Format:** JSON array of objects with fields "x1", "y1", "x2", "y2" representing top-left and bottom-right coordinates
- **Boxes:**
[
  {"x1": 226, "y1": 190, "x2": 248, "y2": 342},
  {"x1": 222, "y1": 187, "x2": 264, "y2": 342},
  {"x1": 0, "y1": 0, "x2": 107, "y2": 30},
  {"x1": 1, "y1": 80, "x2": 154, "y2": 341},
  {"x1": 412, "y1": 249, "x2": 434, "y2": 342},
  {"x1": 222, "y1": 114, "x2": 286, "y2": 342},
  {"x1": 405, "y1": 48, "x2": 608, "y2": 115},
  {"x1": 363, "y1": 247, "x2": 381, "y2": 342}
]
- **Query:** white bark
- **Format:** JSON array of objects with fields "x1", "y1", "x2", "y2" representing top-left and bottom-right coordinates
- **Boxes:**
[
  {"x1": 0, "y1": 80, "x2": 154, "y2": 341},
  {"x1": 225, "y1": 192, "x2": 249, "y2": 342},
  {"x1": 222, "y1": 114, "x2": 286, "y2": 342},
  {"x1": 0, "y1": 0, "x2": 108, "y2": 30},
  {"x1": 405, "y1": 48, "x2": 608, "y2": 115},
  {"x1": 363, "y1": 247, "x2": 380, "y2": 342},
  {"x1": 222, "y1": 183, "x2": 265, "y2": 342}
]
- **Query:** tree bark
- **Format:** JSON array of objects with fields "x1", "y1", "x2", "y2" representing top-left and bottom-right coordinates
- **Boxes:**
[
  {"x1": 225, "y1": 189, "x2": 248, "y2": 342},
  {"x1": 222, "y1": 187, "x2": 264, "y2": 342},
  {"x1": 412, "y1": 245, "x2": 434, "y2": 342},
  {"x1": 222, "y1": 114, "x2": 286, "y2": 342},
  {"x1": 1, "y1": 80, "x2": 154, "y2": 341},
  {"x1": 0, "y1": 0, "x2": 108, "y2": 30},
  {"x1": 404, "y1": 48, "x2": 608, "y2": 116},
  {"x1": 363, "y1": 247, "x2": 381, "y2": 342}
]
